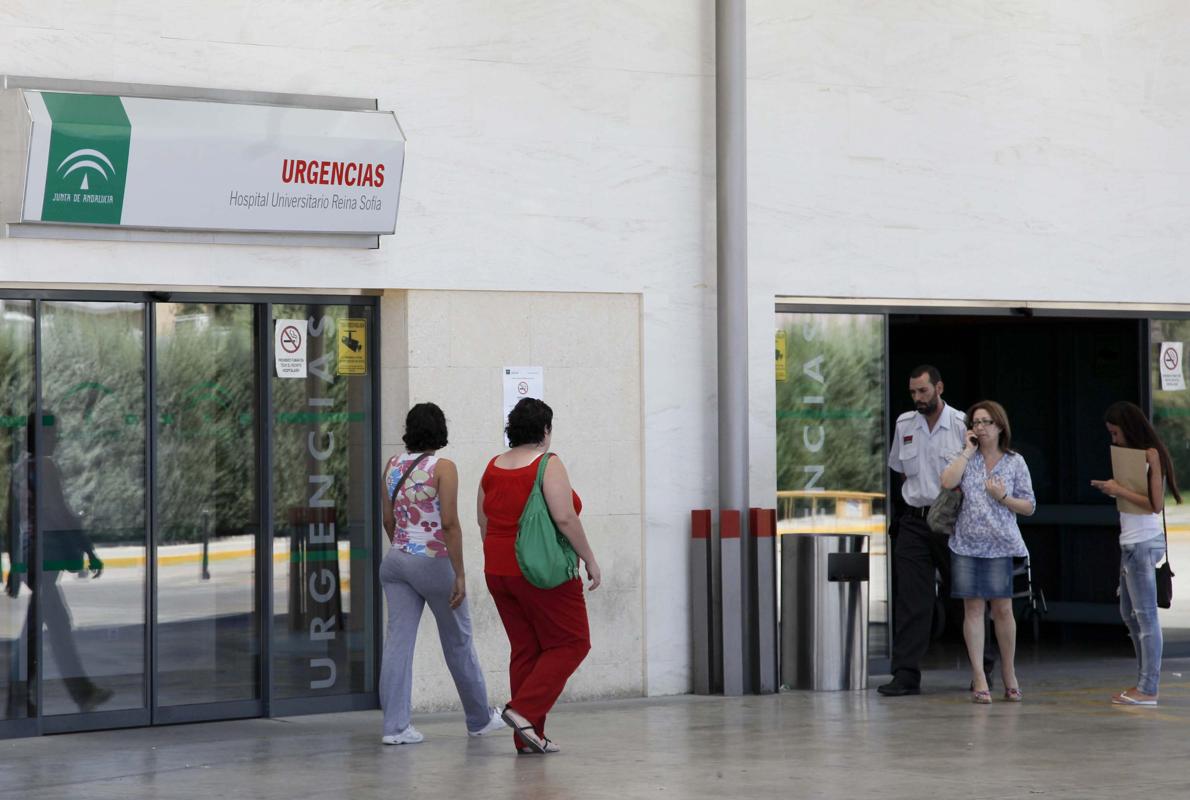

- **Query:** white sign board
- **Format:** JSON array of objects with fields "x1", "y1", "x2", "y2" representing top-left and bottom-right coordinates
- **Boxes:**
[
  {"x1": 502, "y1": 366, "x2": 544, "y2": 444},
  {"x1": 275, "y1": 319, "x2": 308, "y2": 378},
  {"x1": 10, "y1": 90, "x2": 404, "y2": 235},
  {"x1": 1160, "y1": 341, "x2": 1185, "y2": 391}
]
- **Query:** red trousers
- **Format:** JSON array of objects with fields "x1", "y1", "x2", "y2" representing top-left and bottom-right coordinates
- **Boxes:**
[{"x1": 486, "y1": 573, "x2": 591, "y2": 748}]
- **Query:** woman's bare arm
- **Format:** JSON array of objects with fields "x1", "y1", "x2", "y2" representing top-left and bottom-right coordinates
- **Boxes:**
[{"x1": 541, "y1": 457, "x2": 601, "y2": 590}]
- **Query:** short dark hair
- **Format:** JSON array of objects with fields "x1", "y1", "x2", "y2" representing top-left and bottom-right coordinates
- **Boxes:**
[
  {"x1": 506, "y1": 398, "x2": 552, "y2": 447},
  {"x1": 402, "y1": 402, "x2": 448, "y2": 451},
  {"x1": 909, "y1": 364, "x2": 942, "y2": 384}
]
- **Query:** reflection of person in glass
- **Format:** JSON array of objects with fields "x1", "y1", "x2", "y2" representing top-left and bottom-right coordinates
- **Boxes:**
[{"x1": 5, "y1": 414, "x2": 113, "y2": 713}]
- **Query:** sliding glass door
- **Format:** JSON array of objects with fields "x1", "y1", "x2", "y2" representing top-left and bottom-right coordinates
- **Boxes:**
[
  {"x1": 270, "y1": 304, "x2": 375, "y2": 711},
  {"x1": 154, "y1": 303, "x2": 260, "y2": 717},
  {"x1": 39, "y1": 300, "x2": 148, "y2": 724},
  {"x1": 775, "y1": 311, "x2": 890, "y2": 668},
  {"x1": 0, "y1": 293, "x2": 378, "y2": 740},
  {"x1": 0, "y1": 300, "x2": 34, "y2": 728}
]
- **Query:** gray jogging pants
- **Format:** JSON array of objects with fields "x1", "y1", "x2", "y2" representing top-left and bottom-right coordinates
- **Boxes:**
[{"x1": 379, "y1": 547, "x2": 491, "y2": 735}]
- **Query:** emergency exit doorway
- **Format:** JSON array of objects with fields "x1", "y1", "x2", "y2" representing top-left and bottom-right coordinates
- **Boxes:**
[
  {"x1": 776, "y1": 302, "x2": 1190, "y2": 682},
  {"x1": 887, "y1": 313, "x2": 1171, "y2": 653},
  {"x1": 0, "y1": 292, "x2": 380, "y2": 739}
]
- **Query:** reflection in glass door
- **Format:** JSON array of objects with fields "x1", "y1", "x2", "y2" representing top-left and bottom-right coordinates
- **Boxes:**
[
  {"x1": 155, "y1": 304, "x2": 259, "y2": 712},
  {"x1": 39, "y1": 301, "x2": 147, "y2": 717},
  {"x1": 775, "y1": 312, "x2": 889, "y2": 662},
  {"x1": 0, "y1": 294, "x2": 378, "y2": 739},
  {"x1": 0, "y1": 300, "x2": 35, "y2": 724},
  {"x1": 271, "y1": 304, "x2": 375, "y2": 704}
]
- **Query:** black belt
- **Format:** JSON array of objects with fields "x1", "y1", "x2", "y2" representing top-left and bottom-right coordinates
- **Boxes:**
[{"x1": 907, "y1": 505, "x2": 931, "y2": 518}]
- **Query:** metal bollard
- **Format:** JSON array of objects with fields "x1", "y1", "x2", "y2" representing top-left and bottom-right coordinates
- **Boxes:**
[
  {"x1": 781, "y1": 534, "x2": 869, "y2": 691},
  {"x1": 751, "y1": 508, "x2": 778, "y2": 694},
  {"x1": 720, "y1": 510, "x2": 744, "y2": 696},
  {"x1": 691, "y1": 510, "x2": 714, "y2": 695}
]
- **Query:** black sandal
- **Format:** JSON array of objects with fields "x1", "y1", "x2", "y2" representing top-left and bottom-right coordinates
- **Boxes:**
[{"x1": 501, "y1": 705, "x2": 547, "y2": 754}]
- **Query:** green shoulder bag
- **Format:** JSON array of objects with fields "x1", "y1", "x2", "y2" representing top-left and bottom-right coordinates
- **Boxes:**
[{"x1": 515, "y1": 453, "x2": 580, "y2": 589}]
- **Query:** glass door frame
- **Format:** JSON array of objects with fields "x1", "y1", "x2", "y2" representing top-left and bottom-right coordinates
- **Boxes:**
[{"x1": 0, "y1": 289, "x2": 382, "y2": 738}]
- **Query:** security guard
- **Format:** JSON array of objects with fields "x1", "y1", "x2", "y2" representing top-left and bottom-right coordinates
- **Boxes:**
[{"x1": 878, "y1": 365, "x2": 970, "y2": 696}]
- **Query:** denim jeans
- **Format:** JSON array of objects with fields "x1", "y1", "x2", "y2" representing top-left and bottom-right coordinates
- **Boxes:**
[{"x1": 1119, "y1": 535, "x2": 1166, "y2": 696}]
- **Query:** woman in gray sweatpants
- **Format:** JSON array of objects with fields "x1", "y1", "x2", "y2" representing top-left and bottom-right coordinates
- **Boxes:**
[{"x1": 379, "y1": 403, "x2": 504, "y2": 744}]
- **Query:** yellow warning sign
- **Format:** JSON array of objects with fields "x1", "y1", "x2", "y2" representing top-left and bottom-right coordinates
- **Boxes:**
[
  {"x1": 337, "y1": 319, "x2": 367, "y2": 376},
  {"x1": 775, "y1": 330, "x2": 787, "y2": 382}
]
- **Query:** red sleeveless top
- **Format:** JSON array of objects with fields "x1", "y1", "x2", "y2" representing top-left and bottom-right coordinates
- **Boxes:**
[{"x1": 480, "y1": 454, "x2": 582, "y2": 576}]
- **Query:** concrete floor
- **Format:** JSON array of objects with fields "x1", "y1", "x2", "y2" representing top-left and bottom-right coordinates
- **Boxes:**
[{"x1": 4, "y1": 654, "x2": 1190, "y2": 799}]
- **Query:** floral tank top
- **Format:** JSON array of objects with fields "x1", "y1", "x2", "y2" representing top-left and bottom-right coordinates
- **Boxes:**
[{"x1": 385, "y1": 453, "x2": 447, "y2": 558}]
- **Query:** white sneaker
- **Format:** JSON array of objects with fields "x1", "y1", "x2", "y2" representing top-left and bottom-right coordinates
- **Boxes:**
[
  {"x1": 381, "y1": 726, "x2": 424, "y2": 745},
  {"x1": 468, "y1": 707, "x2": 507, "y2": 737}
]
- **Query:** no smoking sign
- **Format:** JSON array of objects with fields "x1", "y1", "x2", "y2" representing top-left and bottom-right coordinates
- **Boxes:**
[
  {"x1": 274, "y1": 319, "x2": 309, "y2": 378},
  {"x1": 280, "y1": 325, "x2": 303, "y2": 354},
  {"x1": 1159, "y1": 341, "x2": 1185, "y2": 392}
]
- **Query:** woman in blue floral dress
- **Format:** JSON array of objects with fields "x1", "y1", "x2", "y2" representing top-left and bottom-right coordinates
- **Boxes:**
[{"x1": 940, "y1": 400, "x2": 1036, "y2": 704}]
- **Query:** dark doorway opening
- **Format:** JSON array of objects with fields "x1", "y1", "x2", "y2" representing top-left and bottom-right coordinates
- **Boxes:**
[{"x1": 887, "y1": 313, "x2": 1186, "y2": 657}]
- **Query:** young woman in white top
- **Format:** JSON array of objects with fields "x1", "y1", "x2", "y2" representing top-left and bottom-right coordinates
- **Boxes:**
[{"x1": 1091, "y1": 401, "x2": 1182, "y2": 706}]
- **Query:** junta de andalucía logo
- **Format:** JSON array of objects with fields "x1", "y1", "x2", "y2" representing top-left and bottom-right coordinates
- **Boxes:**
[
  {"x1": 39, "y1": 92, "x2": 131, "y2": 225},
  {"x1": 56, "y1": 148, "x2": 118, "y2": 192}
]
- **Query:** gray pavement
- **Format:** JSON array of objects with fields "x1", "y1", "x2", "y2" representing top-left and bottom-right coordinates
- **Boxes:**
[{"x1": 4, "y1": 654, "x2": 1190, "y2": 799}]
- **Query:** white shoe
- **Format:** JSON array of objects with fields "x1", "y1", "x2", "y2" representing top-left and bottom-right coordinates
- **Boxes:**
[
  {"x1": 381, "y1": 726, "x2": 424, "y2": 745},
  {"x1": 468, "y1": 707, "x2": 507, "y2": 737}
]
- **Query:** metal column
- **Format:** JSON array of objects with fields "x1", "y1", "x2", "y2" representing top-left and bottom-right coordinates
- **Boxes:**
[{"x1": 715, "y1": 0, "x2": 752, "y2": 693}]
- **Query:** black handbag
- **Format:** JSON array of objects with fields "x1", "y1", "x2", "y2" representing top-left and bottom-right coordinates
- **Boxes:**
[
  {"x1": 926, "y1": 486, "x2": 963, "y2": 535},
  {"x1": 1158, "y1": 509, "x2": 1174, "y2": 609}
]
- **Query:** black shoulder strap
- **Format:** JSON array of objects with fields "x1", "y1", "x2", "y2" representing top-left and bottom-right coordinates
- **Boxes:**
[
  {"x1": 389, "y1": 453, "x2": 430, "y2": 504},
  {"x1": 1162, "y1": 506, "x2": 1173, "y2": 571}
]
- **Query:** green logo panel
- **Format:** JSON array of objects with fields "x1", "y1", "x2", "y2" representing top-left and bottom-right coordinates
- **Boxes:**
[{"x1": 40, "y1": 93, "x2": 131, "y2": 225}]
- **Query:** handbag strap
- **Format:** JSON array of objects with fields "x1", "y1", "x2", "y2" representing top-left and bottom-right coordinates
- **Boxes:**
[
  {"x1": 532, "y1": 452, "x2": 552, "y2": 488},
  {"x1": 389, "y1": 452, "x2": 430, "y2": 505},
  {"x1": 1162, "y1": 506, "x2": 1173, "y2": 570}
]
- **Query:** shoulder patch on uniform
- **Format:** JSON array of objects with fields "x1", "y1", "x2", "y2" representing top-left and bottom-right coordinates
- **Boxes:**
[
  {"x1": 896, "y1": 410, "x2": 917, "y2": 423},
  {"x1": 952, "y1": 407, "x2": 966, "y2": 422}
]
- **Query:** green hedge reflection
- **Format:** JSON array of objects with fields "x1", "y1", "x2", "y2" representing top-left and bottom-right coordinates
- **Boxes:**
[
  {"x1": 776, "y1": 314, "x2": 884, "y2": 494},
  {"x1": 1152, "y1": 320, "x2": 1190, "y2": 497}
]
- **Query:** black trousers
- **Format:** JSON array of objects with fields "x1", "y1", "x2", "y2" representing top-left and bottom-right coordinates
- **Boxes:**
[{"x1": 889, "y1": 512, "x2": 995, "y2": 686}]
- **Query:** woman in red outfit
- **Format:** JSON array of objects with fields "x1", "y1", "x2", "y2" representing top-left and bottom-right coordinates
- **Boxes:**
[{"x1": 478, "y1": 398, "x2": 601, "y2": 755}]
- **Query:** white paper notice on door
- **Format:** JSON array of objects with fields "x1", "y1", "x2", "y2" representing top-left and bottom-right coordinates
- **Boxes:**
[
  {"x1": 502, "y1": 366, "x2": 544, "y2": 444},
  {"x1": 1159, "y1": 341, "x2": 1185, "y2": 391},
  {"x1": 275, "y1": 319, "x2": 308, "y2": 378}
]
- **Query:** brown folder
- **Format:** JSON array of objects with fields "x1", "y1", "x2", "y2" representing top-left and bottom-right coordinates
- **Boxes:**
[{"x1": 1110, "y1": 445, "x2": 1150, "y2": 515}]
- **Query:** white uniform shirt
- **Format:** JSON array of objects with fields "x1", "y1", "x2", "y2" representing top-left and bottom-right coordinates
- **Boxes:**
[{"x1": 887, "y1": 403, "x2": 967, "y2": 508}]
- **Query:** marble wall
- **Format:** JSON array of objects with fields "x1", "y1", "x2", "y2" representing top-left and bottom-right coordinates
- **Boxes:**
[
  {"x1": 746, "y1": 0, "x2": 1190, "y2": 503},
  {"x1": 380, "y1": 289, "x2": 643, "y2": 709},
  {"x1": 6, "y1": 1, "x2": 1190, "y2": 702},
  {"x1": 0, "y1": 1, "x2": 716, "y2": 697}
]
